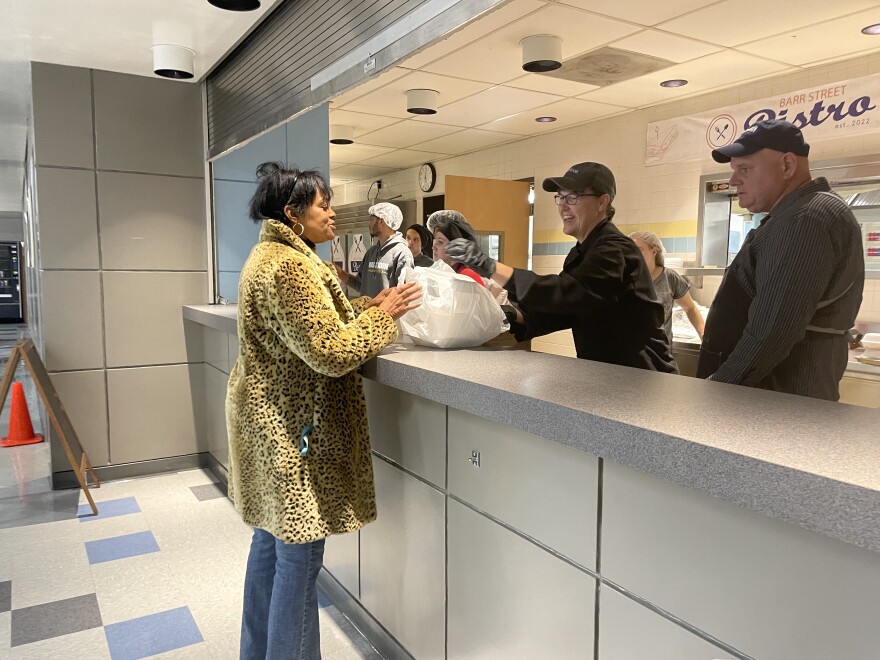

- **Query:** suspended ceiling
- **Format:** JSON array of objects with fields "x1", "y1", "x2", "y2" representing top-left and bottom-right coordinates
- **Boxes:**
[{"x1": 327, "y1": 0, "x2": 880, "y2": 182}]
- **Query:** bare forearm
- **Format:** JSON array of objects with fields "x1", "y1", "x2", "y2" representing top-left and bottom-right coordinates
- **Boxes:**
[
  {"x1": 491, "y1": 262, "x2": 514, "y2": 286},
  {"x1": 686, "y1": 307, "x2": 705, "y2": 338}
]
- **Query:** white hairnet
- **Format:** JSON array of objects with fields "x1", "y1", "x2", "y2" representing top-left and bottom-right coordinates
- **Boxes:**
[{"x1": 369, "y1": 202, "x2": 403, "y2": 231}]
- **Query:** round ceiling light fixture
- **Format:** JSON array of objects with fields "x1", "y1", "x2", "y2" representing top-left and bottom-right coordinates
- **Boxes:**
[
  {"x1": 660, "y1": 79, "x2": 688, "y2": 88},
  {"x1": 861, "y1": 23, "x2": 880, "y2": 34},
  {"x1": 521, "y1": 35, "x2": 562, "y2": 73},
  {"x1": 535, "y1": 116, "x2": 557, "y2": 123},
  {"x1": 406, "y1": 89, "x2": 439, "y2": 115},
  {"x1": 152, "y1": 44, "x2": 194, "y2": 80},
  {"x1": 329, "y1": 125, "x2": 354, "y2": 145},
  {"x1": 207, "y1": 0, "x2": 261, "y2": 11}
]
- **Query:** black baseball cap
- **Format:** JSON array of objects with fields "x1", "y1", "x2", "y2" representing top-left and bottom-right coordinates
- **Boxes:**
[
  {"x1": 711, "y1": 119, "x2": 810, "y2": 163},
  {"x1": 543, "y1": 162, "x2": 616, "y2": 198}
]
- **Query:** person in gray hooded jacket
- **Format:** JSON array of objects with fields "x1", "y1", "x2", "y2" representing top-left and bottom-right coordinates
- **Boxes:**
[{"x1": 335, "y1": 202, "x2": 414, "y2": 298}]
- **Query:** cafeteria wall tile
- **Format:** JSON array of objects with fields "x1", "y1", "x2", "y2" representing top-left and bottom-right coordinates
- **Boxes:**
[
  {"x1": 92, "y1": 71, "x2": 203, "y2": 178},
  {"x1": 107, "y1": 364, "x2": 202, "y2": 464},
  {"x1": 36, "y1": 167, "x2": 100, "y2": 270},
  {"x1": 48, "y1": 370, "x2": 110, "y2": 472},
  {"x1": 97, "y1": 172, "x2": 207, "y2": 271},
  {"x1": 31, "y1": 63, "x2": 94, "y2": 169},
  {"x1": 103, "y1": 271, "x2": 207, "y2": 368},
  {"x1": 41, "y1": 271, "x2": 105, "y2": 371}
]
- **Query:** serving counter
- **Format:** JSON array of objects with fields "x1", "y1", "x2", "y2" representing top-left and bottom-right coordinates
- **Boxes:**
[{"x1": 184, "y1": 304, "x2": 880, "y2": 660}]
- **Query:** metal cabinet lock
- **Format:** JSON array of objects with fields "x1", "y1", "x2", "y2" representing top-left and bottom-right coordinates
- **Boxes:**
[{"x1": 468, "y1": 450, "x2": 480, "y2": 468}]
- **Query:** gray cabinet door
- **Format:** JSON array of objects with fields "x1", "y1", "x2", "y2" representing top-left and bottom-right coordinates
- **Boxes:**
[
  {"x1": 360, "y1": 456, "x2": 445, "y2": 660},
  {"x1": 599, "y1": 586, "x2": 736, "y2": 660},
  {"x1": 448, "y1": 499, "x2": 595, "y2": 660}
]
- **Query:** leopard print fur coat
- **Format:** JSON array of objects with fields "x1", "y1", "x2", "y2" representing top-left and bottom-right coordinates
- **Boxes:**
[{"x1": 226, "y1": 219, "x2": 398, "y2": 544}]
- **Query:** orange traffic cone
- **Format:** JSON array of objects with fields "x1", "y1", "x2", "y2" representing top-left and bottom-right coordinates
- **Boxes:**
[{"x1": 1, "y1": 382, "x2": 44, "y2": 447}]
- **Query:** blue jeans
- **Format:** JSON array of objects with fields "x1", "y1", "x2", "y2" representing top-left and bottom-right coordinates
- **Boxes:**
[{"x1": 240, "y1": 528, "x2": 326, "y2": 660}]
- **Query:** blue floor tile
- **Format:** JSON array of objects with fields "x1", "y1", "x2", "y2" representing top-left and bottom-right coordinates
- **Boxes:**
[
  {"x1": 78, "y1": 496, "x2": 140, "y2": 522},
  {"x1": 85, "y1": 531, "x2": 160, "y2": 564},
  {"x1": 104, "y1": 606, "x2": 203, "y2": 660}
]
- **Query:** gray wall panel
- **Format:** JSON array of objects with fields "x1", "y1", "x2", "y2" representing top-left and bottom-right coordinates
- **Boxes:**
[
  {"x1": 35, "y1": 167, "x2": 100, "y2": 270},
  {"x1": 31, "y1": 63, "x2": 94, "y2": 169}
]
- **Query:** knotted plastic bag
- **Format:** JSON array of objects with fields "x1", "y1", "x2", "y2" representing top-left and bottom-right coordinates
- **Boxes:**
[{"x1": 399, "y1": 261, "x2": 509, "y2": 348}]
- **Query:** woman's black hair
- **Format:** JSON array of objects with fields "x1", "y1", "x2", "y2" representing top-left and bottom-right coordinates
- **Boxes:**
[
  {"x1": 248, "y1": 162, "x2": 332, "y2": 226},
  {"x1": 405, "y1": 223, "x2": 433, "y2": 257}
]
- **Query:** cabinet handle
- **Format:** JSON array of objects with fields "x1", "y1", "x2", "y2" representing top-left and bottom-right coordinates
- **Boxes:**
[{"x1": 468, "y1": 450, "x2": 480, "y2": 468}]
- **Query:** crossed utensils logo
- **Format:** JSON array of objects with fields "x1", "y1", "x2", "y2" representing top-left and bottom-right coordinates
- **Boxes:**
[{"x1": 706, "y1": 114, "x2": 737, "y2": 148}]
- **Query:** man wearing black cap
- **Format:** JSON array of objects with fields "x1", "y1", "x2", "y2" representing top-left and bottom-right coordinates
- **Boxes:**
[
  {"x1": 699, "y1": 119, "x2": 864, "y2": 400},
  {"x1": 445, "y1": 161, "x2": 677, "y2": 373}
]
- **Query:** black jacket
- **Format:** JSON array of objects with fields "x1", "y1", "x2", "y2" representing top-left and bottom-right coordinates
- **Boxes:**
[{"x1": 505, "y1": 221, "x2": 677, "y2": 373}]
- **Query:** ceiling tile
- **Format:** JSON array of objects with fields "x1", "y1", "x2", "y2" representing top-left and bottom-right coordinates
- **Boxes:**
[
  {"x1": 505, "y1": 73, "x2": 599, "y2": 96},
  {"x1": 580, "y1": 51, "x2": 793, "y2": 107},
  {"x1": 411, "y1": 128, "x2": 523, "y2": 154},
  {"x1": 415, "y1": 86, "x2": 564, "y2": 128},
  {"x1": 337, "y1": 70, "x2": 491, "y2": 118},
  {"x1": 611, "y1": 30, "x2": 722, "y2": 63},
  {"x1": 358, "y1": 120, "x2": 464, "y2": 149},
  {"x1": 401, "y1": 0, "x2": 546, "y2": 69},
  {"x1": 423, "y1": 4, "x2": 642, "y2": 84},
  {"x1": 327, "y1": 67, "x2": 410, "y2": 109},
  {"x1": 477, "y1": 98, "x2": 628, "y2": 135},
  {"x1": 658, "y1": 0, "x2": 879, "y2": 47},
  {"x1": 736, "y1": 10, "x2": 880, "y2": 66},
  {"x1": 557, "y1": 0, "x2": 719, "y2": 27},
  {"x1": 329, "y1": 143, "x2": 395, "y2": 165},
  {"x1": 328, "y1": 109, "x2": 400, "y2": 137},
  {"x1": 359, "y1": 149, "x2": 447, "y2": 170},
  {"x1": 330, "y1": 163, "x2": 395, "y2": 183}
]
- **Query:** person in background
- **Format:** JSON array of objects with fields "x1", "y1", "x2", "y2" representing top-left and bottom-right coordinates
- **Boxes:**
[
  {"x1": 443, "y1": 162, "x2": 676, "y2": 372},
  {"x1": 426, "y1": 210, "x2": 486, "y2": 287},
  {"x1": 227, "y1": 162, "x2": 420, "y2": 660},
  {"x1": 701, "y1": 119, "x2": 864, "y2": 400},
  {"x1": 405, "y1": 223, "x2": 434, "y2": 267},
  {"x1": 630, "y1": 231, "x2": 705, "y2": 343},
  {"x1": 334, "y1": 202, "x2": 413, "y2": 297}
]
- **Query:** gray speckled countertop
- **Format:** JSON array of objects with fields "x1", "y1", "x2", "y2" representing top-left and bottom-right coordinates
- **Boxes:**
[{"x1": 184, "y1": 304, "x2": 880, "y2": 553}]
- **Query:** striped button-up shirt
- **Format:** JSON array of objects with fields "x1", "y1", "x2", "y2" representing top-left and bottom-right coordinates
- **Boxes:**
[{"x1": 708, "y1": 177, "x2": 864, "y2": 400}]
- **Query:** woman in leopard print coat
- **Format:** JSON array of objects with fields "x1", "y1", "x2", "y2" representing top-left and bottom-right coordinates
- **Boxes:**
[{"x1": 226, "y1": 162, "x2": 420, "y2": 660}]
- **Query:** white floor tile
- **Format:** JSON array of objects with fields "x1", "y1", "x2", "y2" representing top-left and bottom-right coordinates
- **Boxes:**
[
  {"x1": 9, "y1": 627, "x2": 110, "y2": 660},
  {"x1": 0, "y1": 612, "x2": 10, "y2": 660},
  {"x1": 10, "y1": 539, "x2": 94, "y2": 610},
  {"x1": 91, "y1": 553, "x2": 188, "y2": 626},
  {"x1": 77, "y1": 512, "x2": 151, "y2": 543}
]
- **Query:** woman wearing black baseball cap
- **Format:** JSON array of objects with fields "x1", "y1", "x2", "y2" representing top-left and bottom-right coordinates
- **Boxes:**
[{"x1": 445, "y1": 161, "x2": 676, "y2": 372}]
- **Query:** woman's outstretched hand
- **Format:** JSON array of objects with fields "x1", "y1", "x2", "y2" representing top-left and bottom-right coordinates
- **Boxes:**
[{"x1": 374, "y1": 282, "x2": 422, "y2": 320}]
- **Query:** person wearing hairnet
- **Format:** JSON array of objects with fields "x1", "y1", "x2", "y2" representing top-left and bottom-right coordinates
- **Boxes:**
[
  {"x1": 444, "y1": 162, "x2": 677, "y2": 372},
  {"x1": 335, "y1": 202, "x2": 414, "y2": 298},
  {"x1": 426, "y1": 210, "x2": 486, "y2": 287}
]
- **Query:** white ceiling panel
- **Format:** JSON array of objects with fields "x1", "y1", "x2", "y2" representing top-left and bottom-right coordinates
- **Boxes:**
[
  {"x1": 330, "y1": 163, "x2": 396, "y2": 183},
  {"x1": 337, "y1": 70, "x2": 491, "y2": 118},
  {"x1": 557, "y1": 0, "x2": 720, "y2": 27},
  {"x1": 477, "y1": 98, "x2": 627, "y2": 135},
  {"x1": 411, "y1": 128, "x2": 523, "y2": 155},
  {"x1": 358, "y1": 120, "x2": 464, "y2": 149},
  {"x1": 330, "y1": 143, "x2": 395, "y2": 165},
  {"x1": 415, "y1": 85, "x2": 564, "y2": 128},
  {"x1": 329, "y1": 67, "x2": 410, "y2": 109},
  {"x1": 400, "y1": 0, "x2": 545, "y2": 70},
  {"x1": 505, "y1": 73, "x2": 599, "y2": 97},
  {"x1": 423, "y1": 4, "x2": 642, "y2": 84},
  {"x1": 737, "y1": 10, "x2": 880, "y2": 66},
  {"x1": 580, "y1": 50, "x2": 793, "y2": 107},
  {"x1": 611, "y1": 30, "x2": 722, "y2": 63},
  {"x1": 658, "y1": 0, "x2": 879, "y2": 48},
  {"x1": 359, "y1": 149, "x2": 447, "y2": 169},
  {"x1": 328, "y1": 109, "x2": 401, "y2": 137}
]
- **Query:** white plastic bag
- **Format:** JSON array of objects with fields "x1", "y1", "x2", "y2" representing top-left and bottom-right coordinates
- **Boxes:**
[{"x1": 399, "y1": 261, "x2": 509, "y2": 348}]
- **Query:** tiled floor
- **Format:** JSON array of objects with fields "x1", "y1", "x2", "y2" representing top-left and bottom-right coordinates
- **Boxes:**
[{"x1": 0, "y1": 468, "x2": 383, "y2": 660}]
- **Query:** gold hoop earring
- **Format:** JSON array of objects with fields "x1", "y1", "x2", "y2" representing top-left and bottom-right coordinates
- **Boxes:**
[{"x1": 293, "y1": 222, "x2": 305, "y2": 236}]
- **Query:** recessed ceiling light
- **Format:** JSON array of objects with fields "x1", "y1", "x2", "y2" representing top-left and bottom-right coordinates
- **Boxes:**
[
  {"x1": 521, "y1": 35, "x2": 562, "y2": 73},
  {"x1": 535, "y1": 116, "x2": 557, "y2": 123},
  {"x1": 660, "y1": 79, "x2": 688, "y2": 88},
  {"x1": 208, "y1": 0, "x2": 261, "y2": 10},
  {"x1": 406, "y1": 89, "x2": 439, "y2": 115},
  {"x1": 861, "y1": 23, "x2": 880, "y2": 35}
]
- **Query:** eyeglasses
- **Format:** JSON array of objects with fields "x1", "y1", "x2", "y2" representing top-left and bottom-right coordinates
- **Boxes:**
[{"x1": 553, "y1": 192, "x2": 602, "y2": 205}]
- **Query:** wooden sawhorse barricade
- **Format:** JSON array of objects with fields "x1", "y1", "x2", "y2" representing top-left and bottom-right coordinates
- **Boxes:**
[{"x1": 0, "y1": 338, "x2": 100, "y2": 515}]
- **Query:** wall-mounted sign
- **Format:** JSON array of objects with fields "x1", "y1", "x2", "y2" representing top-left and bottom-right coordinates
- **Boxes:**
[{"x1": 646, "y1": 73, "x2": 880, "y2": 166}]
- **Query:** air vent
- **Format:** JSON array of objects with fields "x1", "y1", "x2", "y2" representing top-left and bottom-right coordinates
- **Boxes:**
[{"x1": 545, "y1": 46, "x2": 674, "y2": 87}]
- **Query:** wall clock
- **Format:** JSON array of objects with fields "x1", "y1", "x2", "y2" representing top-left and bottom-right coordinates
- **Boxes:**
[{"x1": 418, "y1": 162, "x2": 436, "y2": 193}]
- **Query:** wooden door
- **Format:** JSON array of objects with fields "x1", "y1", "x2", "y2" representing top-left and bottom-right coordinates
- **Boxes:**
[{"x1": 444, "y1": 176, "x2": 531, "y2": 269}]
